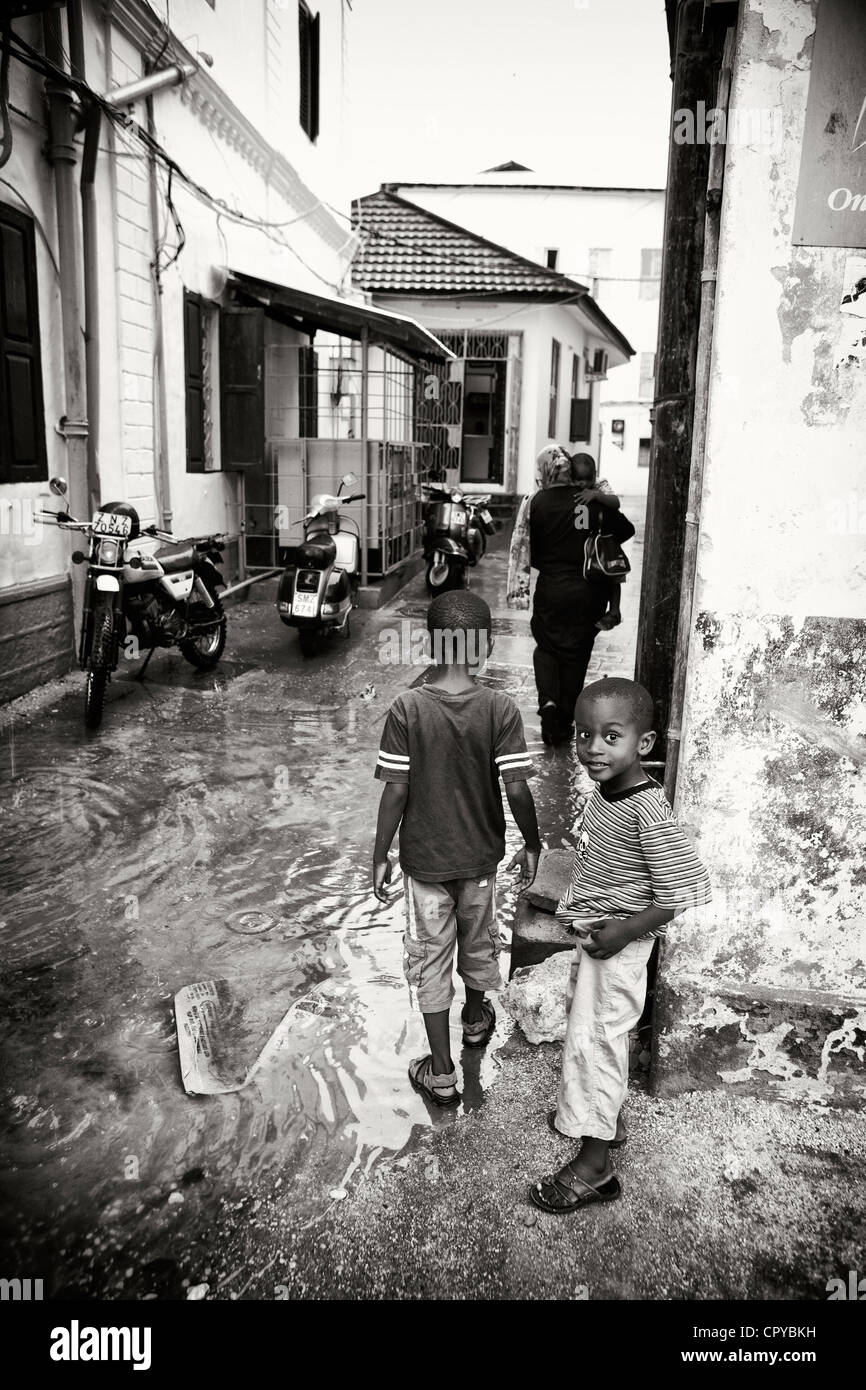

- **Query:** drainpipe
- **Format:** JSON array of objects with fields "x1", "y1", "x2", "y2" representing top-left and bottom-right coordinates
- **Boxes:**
[
  {"x1": 145, "y1": 83, "x2": 172, "y2": 532},
  {"x1": 66, "y1": 0, "x2": 101, "y2": 514},
  {"x1": 664, "y1": 26, "x2": 735, "y2": 804},
  {"x1": 42, "y1": 7, "x2": 88, "y2": 626}
]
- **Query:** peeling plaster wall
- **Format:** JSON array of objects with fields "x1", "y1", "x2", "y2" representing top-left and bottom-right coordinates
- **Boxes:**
[{"x1": 658, "y1": 0, "x2": 866, "y2": 1099}]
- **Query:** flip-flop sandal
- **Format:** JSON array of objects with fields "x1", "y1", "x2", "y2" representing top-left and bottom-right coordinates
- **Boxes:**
[
  {"x1": 462, "y1": 1000, "x2": 496, "y2": 1048},
  {"x1": 529, "y1": 1161, "x2": 622, "y2": 1216},
  {"x1": 408, "y1": 1055, "x2": 460, "y2": 1107},
  {"x1": 547, "y1": 1110, "x2": 627, "y2": 1147}
]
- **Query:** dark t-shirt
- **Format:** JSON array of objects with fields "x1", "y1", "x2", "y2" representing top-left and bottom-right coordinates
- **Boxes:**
[
  {"x1": 374, "y1": 683, "x2": 534, "y2": 882},
  {"x1": 529, "y1": 487, "x2": 634, "y2": 574}
]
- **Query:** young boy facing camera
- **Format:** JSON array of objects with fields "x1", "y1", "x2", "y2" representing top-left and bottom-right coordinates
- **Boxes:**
[{"x1": 530, "y1": 677, "x2": 711, "y2": 1215}]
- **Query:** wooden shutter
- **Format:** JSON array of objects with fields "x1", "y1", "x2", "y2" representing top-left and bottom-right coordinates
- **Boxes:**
[
  {"x1": 299, "y1": 4, "x2": 320, "y2": 142},
  {"x1": 548, "y1": 339, "x2": 560, "y2": 438},
  {"x1": 219, "y1": 307, "x2": 264, "y2": 469},
  {"x1": 298, "y1": 344, "x2": 318, "y2": 438},
  {"x1": 0, "y1": 205, "x2": 47, "y2": 484},
  {"x1": 184, "y1": 292, "x2": 205, "y2": 473}
]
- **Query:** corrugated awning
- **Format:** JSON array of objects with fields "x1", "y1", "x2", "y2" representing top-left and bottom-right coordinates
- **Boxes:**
[{"x1": 226, "y1": 270, "x2": 454, "y2": 361}]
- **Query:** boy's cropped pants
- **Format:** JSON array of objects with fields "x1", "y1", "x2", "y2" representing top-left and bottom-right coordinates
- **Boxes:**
[{"x1": 554, "y1": 935, "x2": 655, "y2": 1141}]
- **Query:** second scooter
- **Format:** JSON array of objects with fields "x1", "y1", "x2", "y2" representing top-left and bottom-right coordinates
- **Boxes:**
[{"x1": 277, "y1": 472, "x2": 365, "y2": 656}]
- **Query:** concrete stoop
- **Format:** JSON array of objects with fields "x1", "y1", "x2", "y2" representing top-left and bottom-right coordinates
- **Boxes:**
[{"x1": 653, "y1": 977, "x2": 866, "y2": 1105}]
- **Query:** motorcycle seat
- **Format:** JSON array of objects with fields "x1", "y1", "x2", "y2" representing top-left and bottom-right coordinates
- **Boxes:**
[{"x1": 157, "y1": 546, "x2": 196, "y2": 573}]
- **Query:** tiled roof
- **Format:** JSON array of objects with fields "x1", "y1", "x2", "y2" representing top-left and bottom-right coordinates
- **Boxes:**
[{"x1": 351, "y1": 190, "x2": 591, "y2": 298}]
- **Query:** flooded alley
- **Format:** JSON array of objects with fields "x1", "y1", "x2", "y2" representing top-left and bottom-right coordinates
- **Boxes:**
[{"x1": 0, "y1": 520, "x2": 644, "y2": 1299}]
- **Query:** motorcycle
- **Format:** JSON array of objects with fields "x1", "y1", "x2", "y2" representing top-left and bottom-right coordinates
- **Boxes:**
[
  {"x1": 422, "y1": 481, "x2": 474, "y2": 595},
  {"x1": 465, "y1": 493, "x2": 496, "y2": 562},
  {"x1": 276, "y1": 471, "x2": 366, "y2": 657},
  {"x1": 39, "y1": 478, "x2": 227, "y2": 730}
]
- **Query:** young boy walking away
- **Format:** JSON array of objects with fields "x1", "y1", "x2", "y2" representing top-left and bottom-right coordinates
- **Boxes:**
[
  {"x1": 372, "y1": 591, "x2": 541, "y2": 1107},
  {"x1": 530, "y1": 677, "x2": 711, "y2": 1214}
]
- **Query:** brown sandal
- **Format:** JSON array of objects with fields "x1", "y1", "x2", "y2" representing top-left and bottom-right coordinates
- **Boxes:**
[
  {"x1": 530, "y1": 1160, "x2": 621, "y2": 1215},
  {"x1": 408, "y1": 1055, "x2": 460, "y2": 1106},
  {"x1": 462, "y1": 1000, "x2": 496, "y2": 1048}
]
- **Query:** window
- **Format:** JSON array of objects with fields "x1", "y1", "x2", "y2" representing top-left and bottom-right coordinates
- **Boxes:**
[
  {"x1": 639, "y1": 351, "x2": 656, "y2": 399},
  {"x1": 0, "y1": 204, "x2": 47, "y2": 484},
  {"x1": 545, "y1": 248, "x2": 559, "y2": 271},
  {"x1": 569, "y1": 353, "x2": 590, "y2": 442},
  {"x1": 299, "y1": 2, "x2": 320, "y2": 142},
  {"x1": 588, "y1": 247, "x2": 611, "y2": 280},
  {"x1": 569, "y1": 398, "x2": 591, "y2": 443},
  {"x1": 638, "y1": 436, "x2": 652, "y2": 468},
  {"x1": 639, "y1": 248, "x2": 662, "y2": 300},
  {"x1": 184, "y1": 292, "x2": 206, "y2": 473},
  {"x1": 548, "y1": 339, "x2": 560, "y2": 438}
]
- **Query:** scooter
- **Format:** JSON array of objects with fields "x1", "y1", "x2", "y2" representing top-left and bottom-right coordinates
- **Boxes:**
[
  {"x1": 422, "y1": 481, "x2": 473, "y2": 594},
  {"x1": 38, "y1": 478, "x2": 226, "y2": 730},
  {"x1": 465, "y1": 493, "x2": 496, "y2": 562},
  {"x1": 276, "y1": 472, "x2": 366, "y2": 657}
]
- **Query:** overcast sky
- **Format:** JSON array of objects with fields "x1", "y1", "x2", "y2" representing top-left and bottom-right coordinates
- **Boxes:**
[{"x1": 345, "y1": 0, "x2": 672, "y2": 194}]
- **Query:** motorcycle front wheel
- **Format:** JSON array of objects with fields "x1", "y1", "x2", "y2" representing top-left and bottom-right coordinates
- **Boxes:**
[
  {"x1": 468, "y1": 525, "x2": 487, "y2": 562},
  {"x1": 426, "y1": 559, "x2": 467, "y2": 595},
  {"x1": 84, "y1": 604, "x2": 114, "y2": 730},
  {"x1": 179, "y1": 596, "x2": 227, "y2": 669}
]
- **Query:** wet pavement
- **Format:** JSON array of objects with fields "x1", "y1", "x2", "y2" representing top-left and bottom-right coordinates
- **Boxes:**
[{"x1": 0, "y1": 505, "x2": 646, "y2": 1299}]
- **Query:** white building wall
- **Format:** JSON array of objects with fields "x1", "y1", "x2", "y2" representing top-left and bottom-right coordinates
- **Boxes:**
[
  {"x1": 2, "y1": 0, "x2": 358, "y2": 699},
  {"x1": 372, "y1": 296, "x2": 609, "y2": 497}
]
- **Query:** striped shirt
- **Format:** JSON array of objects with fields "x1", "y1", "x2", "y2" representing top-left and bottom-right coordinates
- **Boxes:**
[
  {"x1": 375, "y1": 683, "x2": 534, "y2": 882},
  {"x1": 556, "y1": 779, "x2": 711, "y2": 938}
]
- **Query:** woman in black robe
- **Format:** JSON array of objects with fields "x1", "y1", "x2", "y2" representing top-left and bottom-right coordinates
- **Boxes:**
[{"x1": 507, "y1": 446, "x2": 634, "y2": 745}]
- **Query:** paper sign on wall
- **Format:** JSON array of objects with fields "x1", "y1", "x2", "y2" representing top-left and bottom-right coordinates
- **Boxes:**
[{"x1": 793, "y1": 0, "x2": 866, "y2": 249}]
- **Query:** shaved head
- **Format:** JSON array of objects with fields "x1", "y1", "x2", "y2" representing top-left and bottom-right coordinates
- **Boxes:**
[{"x1": 576, "y1": 678, "x2": 655, "y2": 733}]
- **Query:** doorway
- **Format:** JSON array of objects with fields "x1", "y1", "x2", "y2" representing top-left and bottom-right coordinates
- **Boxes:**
[{"x1": 461, "y1": 359, "x2": 506, "y2": 486}]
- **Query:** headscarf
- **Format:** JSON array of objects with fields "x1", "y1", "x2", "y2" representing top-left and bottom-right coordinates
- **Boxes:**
[
  {"x1": 535, "y1": 445, "x2": 574, "y2": 490},
  {"x1": 507, "y1": 446, "x2": 573, "y2": 608}
]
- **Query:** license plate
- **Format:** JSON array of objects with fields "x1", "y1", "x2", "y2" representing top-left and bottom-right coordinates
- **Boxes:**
[
  {"x1": 292, "y1": 592, "x2": 319, "y2": 617},
  {"x1": 480, "y1": 509, "x2": 493, "y2": 524},
  {"x1": 93, "y1": 510, "x2": 132, "y2": 538}
]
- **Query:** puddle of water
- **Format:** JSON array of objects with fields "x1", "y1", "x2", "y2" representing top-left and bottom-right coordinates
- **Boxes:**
[{"x1": 0, "y1": 669, "x2": 551, "y2": 1291}]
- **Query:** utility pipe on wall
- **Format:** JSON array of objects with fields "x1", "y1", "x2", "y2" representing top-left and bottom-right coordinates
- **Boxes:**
[
  {"x1": 66, "y1": 0, "x2": 100, "y2": 514},
  {"x1": 664, "y1": 25, "x2": 736, "y2": 805},
  {"x1": 146, "y1": 81, "x2": 173, "y2": 533},
  {"x1": 43, "y1": 6, "x2": 88, "y2": 627}
]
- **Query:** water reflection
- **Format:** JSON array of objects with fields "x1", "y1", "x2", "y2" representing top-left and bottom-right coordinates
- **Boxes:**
[{"x1": 1, "y1": 670, "x2": 563, "y2": 1280}]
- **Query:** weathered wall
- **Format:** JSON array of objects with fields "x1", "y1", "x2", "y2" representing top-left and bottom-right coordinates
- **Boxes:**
[{"x1": 656, "y1": 0, "x2": 866, "y2": 1102}]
